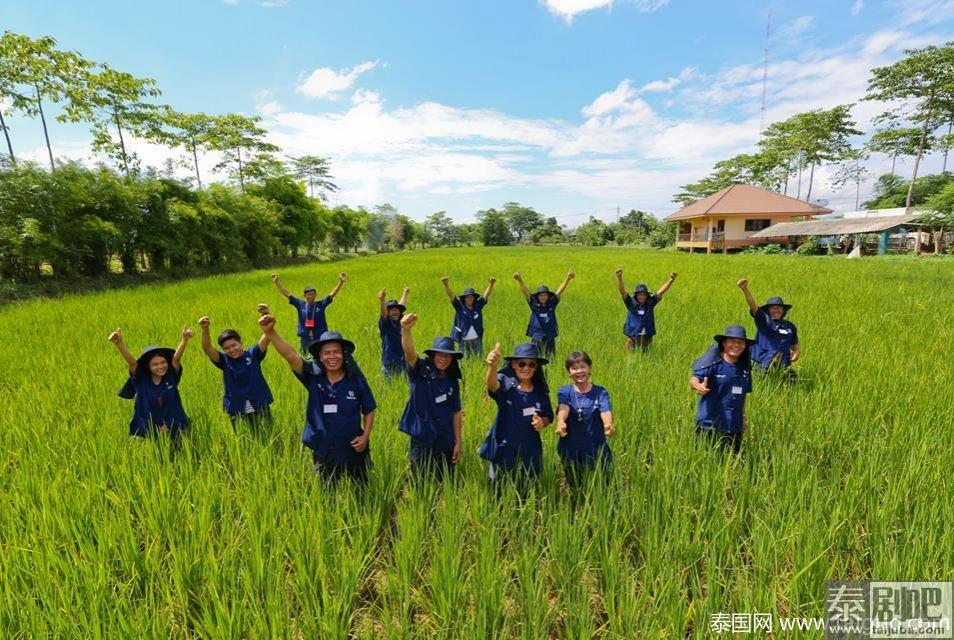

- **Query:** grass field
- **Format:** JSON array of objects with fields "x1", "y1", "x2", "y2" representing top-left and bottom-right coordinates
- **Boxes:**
[{"x1": 1, "y1": 246, "x2": 952, "y2": 638}]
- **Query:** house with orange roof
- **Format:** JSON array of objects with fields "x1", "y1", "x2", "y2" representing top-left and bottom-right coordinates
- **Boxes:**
[{"x1": 664, "y1": 184, "x2": 833, "y2": 253}]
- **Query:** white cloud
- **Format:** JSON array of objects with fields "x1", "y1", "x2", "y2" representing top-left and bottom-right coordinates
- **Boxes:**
[
  {"x1": 542, "y1": 0, "x2": 670, "y2": 21},
  {"x1": 639, "y1": 67, "x2": 696, "y2": 93},
  {"x1": 894, "y1": 0, "x2": 954, "y2": 26},
  {"x1": 295, "y1": 61, "x2": 378, "y2": 100},
  {"x1": 258, "y1": 0, "x2": 288, "y2": 6},
  {"x1": 851, "y1": 0, "x2": 864, "y2": 16},
  {"x1": 778, "y1": 16, "x2": 814, "y2": 41}
]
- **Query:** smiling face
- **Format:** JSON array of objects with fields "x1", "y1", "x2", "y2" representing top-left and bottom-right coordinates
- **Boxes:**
[
  {"x1": 767, "y1": 304, "x2": 785, "y2": 320},
  {"x1": 432, "y1": 352, "x2": 453, "y2": 371},
  {"x1": 388, "y1": 306, "x2": 402, "y2": 321},
  {"x1": 304, "y1": 290, "x2": 317, "y2": 304},
  {"x1": 221, "y1": 338, "x2": 244, "y2": 359},
  {"x1": 511, "y1": 358, "x2": 538, "y2": 382},
  {"x1": 319, "y1": 342, "x2": 344, "y2": 372},
  {"x1": 462, "y1": 294, "x2": 476, "y2": 308},
  {"x1": 148, "y1": 355, "x2": 168, "y2": 377},
  {"x1": 635, "y1": 291, "x2": 648, "y2": 304},
  {"x1": 722, "y1": 337, "x2": 747, "y2": 359},
  {"x1": 567, "y1": 361, "x2": 591, "y2": 385},
  {"x1": 536, "y1": 292, "x2": 550, "y2": 305}
]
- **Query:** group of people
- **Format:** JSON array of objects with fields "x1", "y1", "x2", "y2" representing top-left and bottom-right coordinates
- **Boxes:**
[{"x1": 108, "y1": 268, "x2": 801, "y2": 485}]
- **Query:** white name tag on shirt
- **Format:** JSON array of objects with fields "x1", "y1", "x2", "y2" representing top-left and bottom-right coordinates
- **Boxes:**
[
  {"x1": 539, "y1": 314, "x2": 549, "y2": 321},
  {"x1": 778, "y1": 328, "x2": 789, "y2": 334},
  {"x1": 637, "y1": 310, "x2": 645, "y2": 315},
  {"x1": 434, "y1": 394, "x2": 447, "y2": 404},
  {"x1": 731, "y1": 386, "x2": 743, "y2": 395},
  {"x1": 323, "y1": 404, "x2": 338, "y2": 413},
  {"x1": 522, "y1": 407, "x2": 537, "y2": 417}
]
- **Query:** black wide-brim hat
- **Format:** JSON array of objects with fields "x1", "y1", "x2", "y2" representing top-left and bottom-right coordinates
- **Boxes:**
[
  {"x1": 759, "y1": 296, "x2": 792, "y2": 313},
  {"x1": 308, "y1": 330, "x2": 356, "y2": 358},
  {"x1": 504, "y1": 342, "x2": 549, "y2": 365},
  {"x1": 458, "y1": 287, "x2": 481, "y2": 301},
  {"x1": 385, "y1": 299, "x2": 406, "y2": 313},
  {"x1": 136, "y1": 345, "x2": 175, "y2": 369},
  {"x1": 633, "y1": 283, "x2": 649, "y2": 294},
  {"x1": 424, "y1": 336, "x2": 463, "y2": 359},
  {"x1": 713, "y1": 324, "x2": 756, "y2": 346}
]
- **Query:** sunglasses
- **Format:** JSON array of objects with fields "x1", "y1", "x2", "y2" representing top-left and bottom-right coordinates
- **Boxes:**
[{"x1": 514, "y1": 360, "x2": 538, "y2": 369}]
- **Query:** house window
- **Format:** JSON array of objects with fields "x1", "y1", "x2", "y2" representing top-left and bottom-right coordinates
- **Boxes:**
[{"x1": 744, "y1": 219, "x2": 772, "y2": 232}]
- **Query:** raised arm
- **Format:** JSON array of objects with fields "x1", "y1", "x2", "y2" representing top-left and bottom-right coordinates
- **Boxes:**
[
  {"x1": 484, "y1": 342, "x2": 502, "y2": 393},
  {"x1": 258, "y1": 314, "x2": 304, "y2": 375},
  {"x1": 271, "y1": 274, "x2": 291, "y2": 299},
  {"x1": 737, "y1": 278, "x2": 758, "y2": 314},
  {"x1": 555, "y1": 269, "x2": 575, "y2": 297},
  {"x1": 107, "y1": 328, "x2": 137, "y2": 374},
  {"x1": 172, "y1": 326, "x2": 194, "y2": 372},
  {"x1": 378, "y1": 288, "x2": 388, "y2": 319},
  {"x1": 482, "y1": 276, "x2": 497, "y2": 301},
  {"x1": 256, "y1": 304, "x2": 270, "y2": 352},
  {"x1": 615, "y1": 268, "x2": 628, "y2": 300},
  {"x1": 513, "y1": 272, "x2": 531, "y2": 301},
  {"x1": 398, "y1": 285, "x2": 410, "y2": 307},
  {"x1": 328, "y1": 272, "x2": 347, "y2": 299},
  {"x1": 440, "y1": 276, "x2": 455, "y2": 302},
  {"x1": 656, "y1": 272, "x2": 678, "y2": 298},
  {"x1": 400, "y1": 313, "x2": 419, "y2": 368},
  {"x1": 197, "y1": 316, "x2": 221, "y2": 363}
]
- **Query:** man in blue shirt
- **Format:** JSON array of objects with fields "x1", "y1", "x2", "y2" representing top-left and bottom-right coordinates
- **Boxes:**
[
  {"x1": 197, "y1": 308, "x2": 274, "y2": 436},
  {"x1": 615, "y1": 268, "x2": 677, "y2": 351},
  {"x1": 689, "y1": 324, "x2": 755, "y2": 454},
  {"x1": 440, "y1": 275, "x2": 496, "y2": 358},
  {"x1": 271, "y1": 272, "x2": 347, "y2": 355},
  {"x1": 378, "y1": 286, "x2": 410, "y2": 379},
  {"x1": 737, "y1": 278, "x2": 801, "y2": 375},
  {"x1": 514, "y1": 269, "x2": 575, "y2": 358}
]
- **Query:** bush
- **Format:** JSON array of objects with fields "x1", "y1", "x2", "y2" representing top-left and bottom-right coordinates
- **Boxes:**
[
  {"x1": 742, "y1": 243, "x2": 788, "y2": 255},
  {"x1": 796, "y1": 236, "x2": 823, "y2": 255}
]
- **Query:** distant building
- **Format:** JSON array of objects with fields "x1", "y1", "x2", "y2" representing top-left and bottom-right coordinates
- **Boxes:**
[{"x1": 665, "y1": 184, "x2": 832, "y2": 253}]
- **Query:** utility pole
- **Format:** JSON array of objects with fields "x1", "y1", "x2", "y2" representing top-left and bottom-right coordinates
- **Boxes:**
[{"x1": 616, "y1": 205, "x2": 620, "y2": 222}]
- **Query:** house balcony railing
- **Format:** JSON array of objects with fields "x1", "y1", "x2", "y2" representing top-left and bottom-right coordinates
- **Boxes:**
[{"x1": 678, "y1": 231, "x2": 725, "y2": 242}]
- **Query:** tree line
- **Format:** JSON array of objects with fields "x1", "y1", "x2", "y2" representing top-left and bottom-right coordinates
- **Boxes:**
[{"x1": 675, "y1": 41, "x2": 954, "y2": 213}]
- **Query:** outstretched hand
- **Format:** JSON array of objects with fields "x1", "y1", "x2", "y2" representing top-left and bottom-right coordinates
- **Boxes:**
[
  {"x1": 271, "y1": 274, "x2": 279, "y2": 283},
  {"x1": 488, "y1": 276, "x2": 497, "y2": 284},
  {"x1": 401, "y1": 313, "x2": 418, "y2": 328},
  {"x1": 181, "y1": 326, "x2": 194, "y2": 340},
  {"x1": 259, "y1": 314, "x2": 276, "y2": 332},
  {"x1": 670, "y1": 272, "x2": 678, "y2": 280},
  {"x1": 737, "y1": 278, "x2": 748, "y2": 289},
  {"x1": 378, "y1": 288, "x2": 387, "y2": 300},
  {"x1": 198, "y1": 316, "x2": 211, "y2": 328},
  {"x1": 338, "y1": 272, "x2": 347, "y2": 282},
  {"x1": 615, "y1": 268, "x2": 623, "y2": 277},
  {"x1": 486, "y1": 342, "x2": 502, "y2": 367},
  {"x1": 512, "y1": 272, "x2": 522, "y2": 281},
  {"x1": 256, "y1": 303, "x2": 269, "y2": 315},
  {"x1": 107, "y1": 328, "x2": 123, "y2": 343},
  {"x1": 440, "y1": 276, "x2": 449, "y2": 285}
]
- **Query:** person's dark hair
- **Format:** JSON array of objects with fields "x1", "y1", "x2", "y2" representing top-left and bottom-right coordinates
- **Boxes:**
[
  {"x1": 217, "y1": 329, "x2": 241, "y2": 347},
  {"x1": 565, "y1": 350, "x2": 592, "y2": 370}
]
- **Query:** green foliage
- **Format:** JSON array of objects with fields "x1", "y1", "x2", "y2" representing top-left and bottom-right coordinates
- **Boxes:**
[
  {"x1": 742, "y1": 243, "x2": 788, "y2": 255},
  {"x1": 795, "y1": 236, "x2": 824, "y2": 256},
  {"x1": 477, "y1": 208, "x2": 512, "y2": 246},
  {"x1": 1, "y1": 247, "x2": 952, "y2": 636},
  {"x1": 575, "y1": 216, "x2": 615, "y2": 246},
  {"x1": 649, "y1": 221, "x2": 678, "y2": 248},
  {"x1": 863, "y1": 172, "x2": 954, "y2": 208}
]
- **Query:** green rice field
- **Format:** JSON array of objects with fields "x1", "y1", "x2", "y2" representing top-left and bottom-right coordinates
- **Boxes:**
[{"x1": 1, "y1": 246, "x2": 952, "y2": 638}]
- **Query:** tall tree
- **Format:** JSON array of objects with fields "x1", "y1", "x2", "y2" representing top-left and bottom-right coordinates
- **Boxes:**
[
  {"x1": 157, "y1": 109, "x2": 217, "y2": 188},
  {"x1": 0, "y1": 32, "x2": 91, "y2": 170},
  {"x1": 865, "y1": 41, "x2": 954, "y2": 208},
  {"x1": 865, "y1": 126, "x2": 926, "y2": 175},
  {"x1": 209, "y1": 113, "x2": 279, "y2": 193},
  {"x1": 62, "y1": 64, "x2": 162, "y2": 175},
  {"x1": 477, "y1": 208, "x2": 512, "y2": 246},
  {"x1": 501, "y1": 201, "x2": 543, "y2": 242},
  {"x1": 831, "y1": 151, "x2": 871, "y2": 210},
  {"x1": 288, "y1": 155, "x2": 338, "y2": 199}
]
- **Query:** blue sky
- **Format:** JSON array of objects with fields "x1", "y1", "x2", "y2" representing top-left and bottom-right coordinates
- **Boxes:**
[{"x1": 3, "y1": 0, "x2": 953, "y2": 222}]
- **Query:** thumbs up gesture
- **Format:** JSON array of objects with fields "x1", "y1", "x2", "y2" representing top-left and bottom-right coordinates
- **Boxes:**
[{"x1": 694, "y1": 376, "x2": 710, "y2": 396}]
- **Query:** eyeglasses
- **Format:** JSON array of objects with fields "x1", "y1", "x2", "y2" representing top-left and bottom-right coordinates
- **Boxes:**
[{"x1": 514, "y1": 360, "x2": 537, "y2": 369}]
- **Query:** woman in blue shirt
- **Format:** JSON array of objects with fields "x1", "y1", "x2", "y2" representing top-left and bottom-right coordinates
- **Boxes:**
[
  {"x1": 514, "y1": 269, "x2": 575, "y2": 358},
  {"x1": 615, "y1": 268, "x2": 677, "y2": 351},
  {"x1": 378, "y1": 286, "x2": 410, "y2": 379},
  {"x1": 440, "y1": 275, "x2": 496, "y2": 358},
  {"x1": 555, "y1": 351, "x2": 615, "y2": 489},
  {"x1": 398, "y1": 313, "x2": 463, "y2": 479},
  {"x1": 110, "y1": 326, "x2": 193, "y2": 449},
  {"x1": 479, "y1": 342, "x2": 553, "y2": 485},
  {"x1": 689, "y1": 325, "x2": 755, "y2": 454},
  {"x1": 258, "y1": 315, "x2": 376, "y2": 483},
  {"x1": 271, "y1": 272, "x2": 347, "y2": 355},
  {"x1": 197, "y1": 307, "x2": 274, "y2": 436},
  {"x1": 738, "y1": 278, "x2": 801, "y2": 375}
]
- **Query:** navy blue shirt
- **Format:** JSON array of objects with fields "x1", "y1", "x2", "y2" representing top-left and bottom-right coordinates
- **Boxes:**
[
  {"x1": 750, "y1": 309, "x2": 799, "y2": 367},
  {"x1": 378, "y1": 317, "x2": 404, "y2": 366},
  {"x1": 122, "y1": 365, "x2": 190, "y2": 437},
  {"x1": 451, "y1": 297, "x2": 488, "y2": 343},
  {"x1": 525, "y1": 294, "x2": 560, "y2": 341},
  {"x1": 623, "y1": 293, "x2": 660, "y2": 338},
  {"x1": 288, "y1": 294, "x2": 333, "y2": 341},
  {"x1": 479, "y1": 374, "x2": 554, "y2": 473},
  {"x1": 693, "y1": 356, "x2": 752, "y2": 434},
  {"x1": 556, "y1": 384, "x2": 613, "y2": 465},
  {"x1": 399, "y1": 359, "x2": 461, "y2": 453},
  {"x1": 294, "y1": 361, "x2": 376, "y2": 463},
  {"x1": 213, "y1": 344, "x2": 273, "y2": 416}
]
